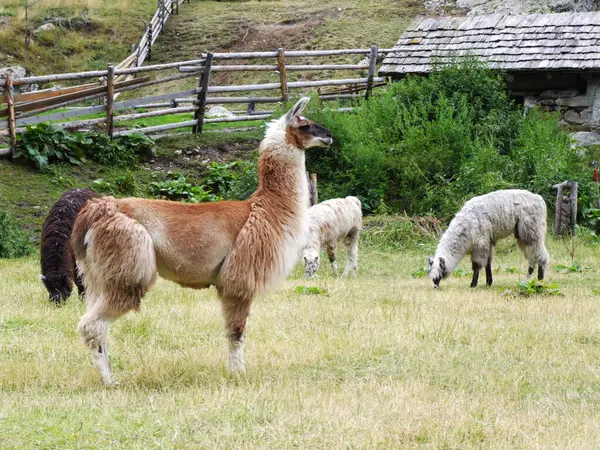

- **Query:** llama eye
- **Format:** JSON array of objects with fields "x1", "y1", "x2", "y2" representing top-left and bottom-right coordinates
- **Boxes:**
[{"x1": 299, "y1": 124, "x2": 310, "y2": 131}]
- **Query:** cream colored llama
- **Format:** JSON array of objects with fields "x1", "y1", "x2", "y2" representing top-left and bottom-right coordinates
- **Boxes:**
[
  {"x1": 71, "y1": 98, "x2": 332, "y2": 386},
  {"x1": 302, "y1": 196, "x2": 362, "y2": 278}
]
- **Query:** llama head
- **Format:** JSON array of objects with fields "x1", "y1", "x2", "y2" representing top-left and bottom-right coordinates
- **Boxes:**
[
  {"x1": 303, "y1": 247, "x2": 320, "y2": 278},
  {"x1": 427, "y1": 256, "x2": 448, "y2": 289},
  {"x1": 266, "y1": 98, "x2": 332, "y2": 150},
  {"x1": 40, "y1": 273, "x2": 73, "y2": 303}
]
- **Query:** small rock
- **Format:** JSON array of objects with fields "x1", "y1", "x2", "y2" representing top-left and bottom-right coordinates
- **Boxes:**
[
  {"x1": 183, "y1": 157, "x2": 190, "y2": 162},
  {"x1": 571, "y1": 131, "x2": 600, "y2": 147},
  {"x1": 174, "y1": 150, "x2": 182, "y2": 156},
  {"x1": 149, "y1": 159, "x2": 155, "y2": 163},
  {"x1": 564, "y1": 109, "x2": 583, "y2": 124},
  {"x1": 34, "y1": 23, "x2": 56, "y2": 35},
  {"x1": 202, "y1": 159, "x2": 210, "y2": 164},
  {"x1": 206, "y1": 106, "x2": 236, "y2": 119}
]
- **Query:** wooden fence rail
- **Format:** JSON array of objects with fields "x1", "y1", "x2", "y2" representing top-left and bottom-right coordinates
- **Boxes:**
[{"x1": 1, "y1": 46, "x2": 389, "y2": 154}]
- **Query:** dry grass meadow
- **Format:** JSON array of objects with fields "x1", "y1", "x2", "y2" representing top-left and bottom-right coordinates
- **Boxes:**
[{"x1": 2, "y1": 236, "x2": 600, "y2": 448}]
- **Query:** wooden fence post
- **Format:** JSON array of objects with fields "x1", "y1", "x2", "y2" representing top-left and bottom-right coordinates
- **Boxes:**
[
  {"x1": 192, "y1": 52, "x2": 213, "y2": 134},
  {"x1": 553, "y1": 180, "x2": 578, "y2": 235},
  {"x1": 277, "y1": 48, "x2": 288, "y2": 102},
  {"x1": 146, "y1": 21, "x2": 152, "y2": 61},
  {"x1": 365, "y1": 45, "x2": 378, "y2": 100},
  {"x1": 5, "y1": 73, "x2": 17, "y2": 159},
  {"x1": 106, "y1": 65, "x2": 115, "y2": 138}
]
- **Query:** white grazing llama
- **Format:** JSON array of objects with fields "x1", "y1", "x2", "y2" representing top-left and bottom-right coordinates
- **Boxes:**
[
  {"x1": 428, "y1": 189, "x2": 550, "y2": 289},
  {"x1": 71, "y1": 98, "x2": 332, "y2": 386},
  {"x1": 302, "y1": 196, "x2": 362, "y2": 278}
]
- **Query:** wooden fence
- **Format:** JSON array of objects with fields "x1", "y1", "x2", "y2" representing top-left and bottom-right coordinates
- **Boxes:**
[{"x1": 0, "y1": 45, "x2": 390, "y2": 157}]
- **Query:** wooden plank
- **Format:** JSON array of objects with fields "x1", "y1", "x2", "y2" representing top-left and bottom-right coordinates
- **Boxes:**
[
  {"x1": 286, "y1": 64, "x2": 367, "y2": 71},
  {"x1": 112, "y1": 88, "x2": 198, "y2": 110},
  {"x1": 0, "y1": 83, "x2": 97, "y2": 105},
  {"x1": 115, "y1": 58, "x2": 205, "y2": 75},
  {"x1": 11, "y1": 104, "x2": 107, "y2": 129},
  {"x1": 113, "y1": 119, "x2": 198, "y2": 137},
  {"x1": 193, "y1": 51, "x2": 213, "y2": 134},
  {"x1": 207, "y1": 82, "x2": 281, "y2": 93},
  {"x1": 113, "y1": 105, "x2": 197, "y2": 122},
  {"x1": 204, "y1": 114, "x2": 271, "y2": 124},
  {"x1": 0, "y1": 77, "x2": 149, "y2": 117},
  {"x1": 106, "y1": 65, "x2": 115, "y2": 137},
  {"x1": 6, "y1": 74, "x2": 16, "y2": 159},
  {"x1": 206, "y1": 96, "x2": 282, "y2": 104},
  {"x1": 365, "y1": 45, "x2": 379, "y2": 100},
  {"x1": 12, "y1": 69, "x2": 107, "y2": 87},
  {"x1": 277, "y1": 48, "x2": 288, "y2": 102}
]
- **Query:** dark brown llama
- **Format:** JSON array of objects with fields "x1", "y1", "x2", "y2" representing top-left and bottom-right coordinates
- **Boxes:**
[{"x1": 41, "y1": 188, "x2": 98, "y2": 303}]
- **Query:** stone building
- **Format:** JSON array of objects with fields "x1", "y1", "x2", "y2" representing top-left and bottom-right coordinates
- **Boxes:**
[{"x1": 379, "y1": 12, "x2": 600, "y2": 131}]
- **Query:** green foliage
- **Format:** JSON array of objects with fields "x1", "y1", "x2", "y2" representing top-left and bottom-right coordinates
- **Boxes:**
[
  {"x1": 516, "y1": 279, "x2": 561, "y2": 297},
  {"x1": 149, "y1": 174, "x2": 219, "y2": 203},
  {"x1": 302, "y1": 59, "x2": 585, "y2": 220},
  {"x1": 204, "y1": 160, "x2": 257, "y2": 199},
  {"x1": 92, "y1": 171, "x2": 142, "y2": 197},
  {"x1": 504, "y1": 267, "x2": 520, "y2": 274},
  {"x1": 0, "y1": 212, "x2": 33, "y2": 259},
  {"x1": 554, "y1": 262, "x2": 591, "y2": 274},
  {"x1": 360, "y1": 215, "x2": 442, "y2": 250},
  {"x1": 411, "y1": 268, "x2": 428, "y2": 278},
  {"x1": 15, "y1": 123, "x2": 86, "y2": 171},
  {"x1": 14, "y1": 125, "x2": 155, "y2": 171},
  {"x1": 294, "y1": 286, "x2": 329, "y2": 295}
]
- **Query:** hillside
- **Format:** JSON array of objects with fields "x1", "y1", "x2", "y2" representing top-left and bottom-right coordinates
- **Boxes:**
[{"x1": 1, "y1": 0, "x2": 422, "y2": 76}]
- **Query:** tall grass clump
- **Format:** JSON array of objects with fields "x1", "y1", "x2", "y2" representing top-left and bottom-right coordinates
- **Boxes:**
[
  {"x1": 0, "y1": 212, "x2": 33, "y2": 258},
  {"x1": 304, "y1": 59, "x2": 585, "y2": 220}
]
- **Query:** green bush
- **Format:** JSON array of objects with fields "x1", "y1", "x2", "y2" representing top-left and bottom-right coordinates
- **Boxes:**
[
  {"x1": 302, "y1": 59, "x2": 585, "y2": 221},
  {"x1": 149, "y1": 174, "x2": 220, "y2": 203},
  {"x1": 0, "y1": 212, "x2": 33, "y2": 259},
  {"x1": 15, "y1": 125, "x2": 155, "y2": 171}
]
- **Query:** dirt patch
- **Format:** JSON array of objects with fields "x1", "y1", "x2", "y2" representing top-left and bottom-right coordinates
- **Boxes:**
[
  {"x1": 235, "y1": 16, "x2": 324, "y2": 53},
  {"x1": 145, "y1": 139, "x2": 259, "y2": 173}
]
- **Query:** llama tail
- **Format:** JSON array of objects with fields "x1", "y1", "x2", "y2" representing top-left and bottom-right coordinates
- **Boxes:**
[
  {"x1": 40, "y1": 188, "x2": 98, "y2": 303},
  {"x1": 72, "y1": 197, "x2": 156, "y2": 319}
]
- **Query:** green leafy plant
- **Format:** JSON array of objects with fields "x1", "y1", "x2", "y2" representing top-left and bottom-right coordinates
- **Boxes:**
[
  {"x1": 554, "y1": 262, "x2": 591, "y2": 273},
  {"x1": 516, "y1": 279, "x2": 561, "y2": 296},
  {"x1": 453, "y1": 268, "x2": 470, "y2": 277},
  {"x1": 504, "y1": 267, "x2": 520, "y2": 274},
  {"x1": 0, "y1": 212, "x2": 33, "y2": 259},
  {"x1": 411, "y1": 268, "x2": 428, "y2": 278},
  {"x1": 149, "y1": 174, "x2": 219, "y2": 203},
  {"x1": 294, "y1": 286, "x2": 329, "y2": 295},
  {"x1": 15, "y1": 123, "x2": 86, "y2": 171}
]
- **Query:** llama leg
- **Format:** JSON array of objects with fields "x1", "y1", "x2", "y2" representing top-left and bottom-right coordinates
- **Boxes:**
[
  {"x1": 326, "y1": 243, "x2": 338, "y2": 277},
  {"x1": 74, "y1": 261, "x2": 86, "y2": 298},
  {"x1": 537, "y1": 243, "x2": 550, "y2": 281},
  {"x1": 221, "y1": 294, "x2": 252, "y2": 374},
  {"x1": 342, "y1": 230, "x2": 359, "y2": 277},
  {"x1": 78, "y1": 299, "x2": 118, "y2": 386},
  {"x1": 485, "y1": 246, "x2": 494, "y2": 286},
  {"x1": 471, "y1": 261, "x2": 481, "y2": 288}
]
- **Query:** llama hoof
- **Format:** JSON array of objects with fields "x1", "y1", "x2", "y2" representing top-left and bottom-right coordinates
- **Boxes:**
[{"x1": 103, "y1": 378, "x2": 120, "y2": 387}]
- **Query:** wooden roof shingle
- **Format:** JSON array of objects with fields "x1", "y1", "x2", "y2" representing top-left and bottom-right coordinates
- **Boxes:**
[{"x1": 379, "y1": 12, "x2": 600, "y2": 75}]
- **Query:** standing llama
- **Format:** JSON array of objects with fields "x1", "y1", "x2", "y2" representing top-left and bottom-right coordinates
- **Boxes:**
[
  {"x1": 302, "y1": 196, "x2": 362, "y2": 278},
  {"x1": 71, "y1": 98, "x2": 332, "y2": 386},
  {"x1": 41, "y1": 188, "x2": 98, "y2": 303},
  {"x1": 428, "y1": 189, "x2": 550, "y2": 289}
]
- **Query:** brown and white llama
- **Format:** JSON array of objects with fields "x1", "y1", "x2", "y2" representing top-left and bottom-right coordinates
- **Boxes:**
[{"x1": 71, "y1": 98, "x2": 332, "y2": 385}]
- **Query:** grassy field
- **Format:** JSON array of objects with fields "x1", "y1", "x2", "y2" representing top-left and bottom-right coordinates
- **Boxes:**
[{"x1": 2, "y1": 236, "x2": 600, "y2": 448}]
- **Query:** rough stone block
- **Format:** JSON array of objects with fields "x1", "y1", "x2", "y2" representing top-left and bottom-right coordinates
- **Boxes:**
[
  {"x1": 564, "y1": 109, "x2": 583, "y2": 124},
  {"x1": 556, "y1": 96, "x2": 593, "y2": 108}
]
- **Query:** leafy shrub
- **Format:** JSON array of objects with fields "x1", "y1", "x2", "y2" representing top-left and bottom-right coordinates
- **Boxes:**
[
  {"x1": 516, "y1": 279, "x2": 561, "y2": 296},
  {"x1": 15, "y1": 123, "x2": 86, "y2": 171},
  {"x1": 0, "y1": 212, "x2": 33, "y2": 259},
  {"x1": 360, "y1": 214, "x2": 442, "y2": 249},
  {"x1": 302, "y1": 59, "x2": 587, "y2": 221},
  {"x1": 92, "y1": 171, "x2": 142, "y2": 196},
  {"x1": 15, "y1": 125, "x2": 155, "y2": 171},
  {"x1": 149, "y1": 174, "x2": 219, "y2": 203}
]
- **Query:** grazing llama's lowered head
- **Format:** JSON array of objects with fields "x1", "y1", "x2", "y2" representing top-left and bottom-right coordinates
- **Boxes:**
[
  {"x1": 40, "y1": 274, "x2": 73, "y2": 303},
  {"x1": 263, "y1": 97, "x2": 332, "y2": 154},
  {"x1": 303, "y1": 247, "x2": 320, "y2": 278},
  {"x1": 428, "y1": 256, "x2": 449, "y2": 289}
]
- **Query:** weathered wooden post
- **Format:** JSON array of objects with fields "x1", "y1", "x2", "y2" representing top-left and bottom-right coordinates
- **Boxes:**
[
  {"x1": 106, "y1": 65, "x2": 115, "y2": 138},
  {"x1": 277, "y1": 48, "x2": 288, "y2": 102},
  {"x1": 553, "y1": 180, "x2": 578, "y2": 235},
  {"x1": 5, "y1": 73, "x2": 17, "y2": 160},
  {"x1": 365, "y1": 45, "x2": 379, "y2": 100},
  {"x1": 192, "y1": 52, "x2": 213, "y2": 134},
  {"x1": 146, "y1": 21, "x2": 152, "y2": 62}
]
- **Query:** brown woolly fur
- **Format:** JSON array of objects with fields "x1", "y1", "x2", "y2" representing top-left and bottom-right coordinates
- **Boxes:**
[
  {"x1": 69, "y1": 98, "x2": 332, "y2": 385},
  {"x1": 40, "y1": 188, "x2": 98, "y2": 304}
]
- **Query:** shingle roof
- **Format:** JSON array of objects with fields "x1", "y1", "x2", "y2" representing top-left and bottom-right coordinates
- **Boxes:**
[{"x1": 379, "y1": 12, "x2": 600, "y2": 75}]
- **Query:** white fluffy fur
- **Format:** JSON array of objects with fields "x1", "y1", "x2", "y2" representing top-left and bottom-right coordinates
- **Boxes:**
[
  {"x1": 428, "y1": 189, "x2": 550, "y2": 288},
  {"x1": 302, "y1": 196, "x2": 362, "y2": 277}
]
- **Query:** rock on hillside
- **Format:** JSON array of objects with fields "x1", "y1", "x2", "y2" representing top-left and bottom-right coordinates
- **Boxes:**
[{"x1": 425, "y1": 0, "x2": 599, "y2": 14}]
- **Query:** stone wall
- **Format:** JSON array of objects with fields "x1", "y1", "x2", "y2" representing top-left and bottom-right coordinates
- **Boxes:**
[{"x1": 523, "y1": 76, "x2": 600, "y2": 130}]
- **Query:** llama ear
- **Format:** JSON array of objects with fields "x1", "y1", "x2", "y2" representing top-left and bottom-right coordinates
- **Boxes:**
[
  {"x1": 39, "y1": 274, "x2": 46, "y2": 281},
  {"x1": 284, "y1": 97, "x2": 310, "y2": 126}
]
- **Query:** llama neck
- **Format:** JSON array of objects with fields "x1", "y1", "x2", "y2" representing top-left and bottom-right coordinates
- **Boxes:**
[{"x1": 436, "y1": 220, "x2": 470, "y2": 272}]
